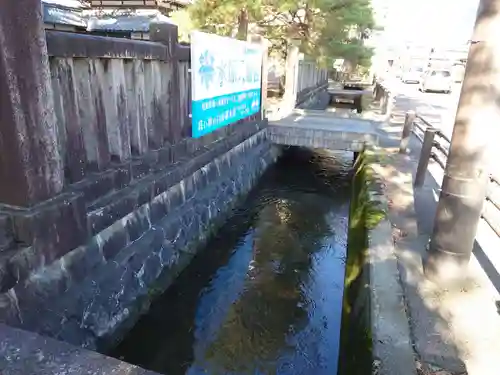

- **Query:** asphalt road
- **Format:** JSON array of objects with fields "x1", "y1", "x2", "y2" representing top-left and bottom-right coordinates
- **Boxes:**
[{"x1": 393, "y1": 80, "x2": 462, "y2": 138}]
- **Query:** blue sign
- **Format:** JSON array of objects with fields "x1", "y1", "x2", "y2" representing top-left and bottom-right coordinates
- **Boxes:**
[{"x1": 190, "y1": 31, "x2": 263, "y2": 138}]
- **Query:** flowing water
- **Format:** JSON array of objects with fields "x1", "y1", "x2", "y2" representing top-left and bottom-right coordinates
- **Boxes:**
[{"x1": 112, "y1": 147, "x2": 353, "y2": 375}]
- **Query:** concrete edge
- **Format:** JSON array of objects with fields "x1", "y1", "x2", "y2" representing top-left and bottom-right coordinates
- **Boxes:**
[
  {"x1": 365, "y1": 148, "x2": 417, "y2": 375},
  {"x1": 0, "y1": 323, "x2": 159, "y2": 375}
]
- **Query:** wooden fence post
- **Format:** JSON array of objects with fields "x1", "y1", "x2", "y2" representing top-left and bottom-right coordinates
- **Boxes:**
[
  {"x1": 400, "y1": 111, "x2": 416, "y2": 153},
  {"x1": 248, "y1": 34, "x2": 269, "y2": 121},
  {"x1": 414, "y1": 127, "x2": 436, "y2": 187},
  {"x1": 284, "y1": 45, "x2": 299, "y2": 113},
  {"x1": 150, "y1": 22, "x2": 182, "y2": 142},
  {"x1": 0, "y1": 1, "x2": 63, "y2": 206},
  {"x1": 380, "y1": 89, "x2": 387, "y2": 111}
]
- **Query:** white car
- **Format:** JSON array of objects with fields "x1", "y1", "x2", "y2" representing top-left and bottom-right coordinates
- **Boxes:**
[
  {"x1": 420, "y1": 69, "x2": 453, "y2": 94},
  {"x1": 401, "y1": 68, "x2": 423, "y2": 84}
]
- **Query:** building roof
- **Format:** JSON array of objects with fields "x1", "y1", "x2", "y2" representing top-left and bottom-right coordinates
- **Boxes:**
[
  {"x1": 41, "y1": 0, "x2": 181, "y2": 33},
  {"x1": 42, "y1": 0, "x2": 87, "y2": 28},
  {"x1": 86, "y1": 10, "x2": 175, "y2": 33},
  {"x1": 43, "y1": 0, "x2": 87, "y2": 7},
  {"x1": 88, "y1": 0, "x2": 191, "y2": 9}
]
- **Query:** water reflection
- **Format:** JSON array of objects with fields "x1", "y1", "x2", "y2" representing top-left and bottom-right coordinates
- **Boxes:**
[{"x1": 112, "y1": 147, "x2": 352, "y2": 375}]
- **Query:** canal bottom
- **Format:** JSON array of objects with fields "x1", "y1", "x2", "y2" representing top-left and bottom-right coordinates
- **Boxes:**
[{"x1": 111, "y1": 146, "x2": 353, "y2": 375}]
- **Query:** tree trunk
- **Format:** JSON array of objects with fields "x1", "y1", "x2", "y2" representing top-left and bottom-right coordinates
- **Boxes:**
[
  {"x1": 237, "y1": 8, "x2": 249, "y2": 40},
  {"x1": 425, "y1": 0, "x2": 498, "y2": 281}
]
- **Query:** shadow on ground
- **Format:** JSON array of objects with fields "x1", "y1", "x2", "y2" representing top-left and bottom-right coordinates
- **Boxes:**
[{"x1": 372, "y1": 92, "x2": 500, "y2": 375}]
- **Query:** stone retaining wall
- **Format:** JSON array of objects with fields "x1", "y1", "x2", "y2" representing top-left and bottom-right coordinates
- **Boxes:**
[
  {"x1": 0, "y1": 86, "x2": 330, "y2": 370},
  {"x1": 0, "y1": 122, "x2": 279, "y2": 351},
  {"x1": 339, "y1": 148, "x2": 415, "y2": 375},
  {"x1": 338, "y1": 149, "x2": 375, "y2": 375},
  {"x1": 365, "y1": 150, "x2": 416, "y2": 375}
]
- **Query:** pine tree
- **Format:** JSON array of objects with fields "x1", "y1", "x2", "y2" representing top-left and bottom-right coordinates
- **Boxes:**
[{"x1": 173, "y1": 0, "x2": 376, "y2": 68}]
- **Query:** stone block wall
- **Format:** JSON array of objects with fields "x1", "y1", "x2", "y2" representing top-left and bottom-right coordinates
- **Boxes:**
[
  {"x1": 0, "y1": 121, "x2": 278, "y2": 350},
  {"x1": 0, "y1": 13, "x2": 269, "y2": 350},
  {"x1": 0, "y1": 86, "x2": 370, "y2": 375},
  {"x1": 0, "y1": 4, "x2": 331, "y2": 355}
]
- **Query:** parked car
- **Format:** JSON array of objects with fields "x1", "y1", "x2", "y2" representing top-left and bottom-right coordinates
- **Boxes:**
[
  {"x1": 401, "y1": 67, "x2": 424, "y2": 84},
  {"x1": 419, "y1": 69, "x2": 452, "y2": 93},
  {"x1": 452, "y1": 64, "x2": 466, "y2": 83}
]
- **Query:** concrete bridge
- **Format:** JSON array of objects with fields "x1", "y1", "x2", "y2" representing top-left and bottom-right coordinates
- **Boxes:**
[
  {"x1": 0, "y1": 2, "x2": 379, "y2": 373},
  {"x1": 269, "y1": 109, "x2": 378, "y2": 151}
]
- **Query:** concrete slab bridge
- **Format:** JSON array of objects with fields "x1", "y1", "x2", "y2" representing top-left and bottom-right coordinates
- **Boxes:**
[{"x1": 269, "y1": 109, "x2": 379, "y2": 152}]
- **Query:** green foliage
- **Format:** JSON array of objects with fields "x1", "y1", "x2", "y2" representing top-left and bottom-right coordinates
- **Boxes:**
[
  {"x1": 183, "y1": 0, "x2": 376, "y2": 67},
  {"x1": 170, "y1": 9, "x2": 195, "y2": 42}
]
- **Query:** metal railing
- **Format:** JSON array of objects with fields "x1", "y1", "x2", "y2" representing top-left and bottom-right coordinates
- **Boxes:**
[
  {"x1": 400, "y1": 111, "x2": 500, "y2": 238},
  {"x1": 484, "y1": 175, "x2": 500, "y2": 237}
]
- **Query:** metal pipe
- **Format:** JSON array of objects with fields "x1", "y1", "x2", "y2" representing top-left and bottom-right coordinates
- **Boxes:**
[
  {"x1": 432, "y1": 140, "x2": 449, "y2": 158},
  {"x1": 435, "y1": 130, "x2": 452, "y2": 145},
  {"x1": 482, "y1": 212, "x2": 500, "y2": 238},
  {"x1": 413, "y1": 132, "x2": 424, "y2": 143},
  {"x1": 413, "y1": 120, "x2": 426, "y2": 134},
  {"x1": 482, "y1": 200, "x2": 500, "y2": 238},
  {"x1": 431, "y1": 152, "x2": 447, "y2": 170},
  {"x1": 416, "y1": 114, "x2": 433, "y2": 128},
  {"x1": 490, "y1": 174, "x2": 500, "y2": 186},
  {"x1": 486, "y1": 195, "x2": 500, "y2": 212}
]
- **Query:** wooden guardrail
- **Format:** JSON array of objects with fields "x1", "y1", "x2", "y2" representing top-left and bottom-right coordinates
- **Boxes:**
[{"x1": 400, "y1": 111, "x2": 500, "y2": 237}]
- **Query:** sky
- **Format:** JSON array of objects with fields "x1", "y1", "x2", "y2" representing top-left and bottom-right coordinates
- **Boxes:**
[{"x1": 372, "y1": 0, "x2": 480, "y2": 48}]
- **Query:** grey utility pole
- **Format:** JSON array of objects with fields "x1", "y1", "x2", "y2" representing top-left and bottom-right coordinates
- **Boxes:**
[{"x1": 425, "y1": 0, "x2": 500, "y2": 280}]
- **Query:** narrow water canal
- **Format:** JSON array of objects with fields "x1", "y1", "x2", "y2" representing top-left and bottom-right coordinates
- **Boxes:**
[{"x1": 112, "y1": 147, "x2": 353, "y2": 375}]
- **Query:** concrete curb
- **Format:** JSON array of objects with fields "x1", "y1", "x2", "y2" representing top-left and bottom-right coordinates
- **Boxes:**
[
  {"x1": 365, "y1": 149, "x2": 417, "y2": 375},
  {"x1": 0, "y1": 323, "x2": 160, "y2": 375}
]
